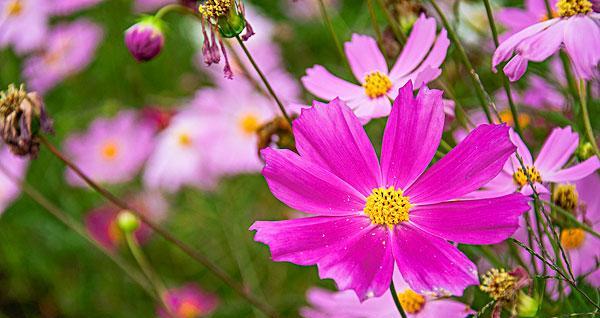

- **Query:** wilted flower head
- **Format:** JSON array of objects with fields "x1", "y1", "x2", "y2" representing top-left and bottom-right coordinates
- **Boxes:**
[
  {"x1": 125, "y1": 16, "x2": 165, "y2": 62},
  {"x1": 0, "y1": 84, "x2": 53, "y2": 158},
  {"x1": 159, "y1": 283, "x2": 219, "y2": 318},
  {"x1": 480, "y1": 267, "x2": 531, "y2": 318}
]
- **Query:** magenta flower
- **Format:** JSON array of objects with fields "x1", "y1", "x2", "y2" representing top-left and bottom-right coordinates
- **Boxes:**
[
  {"x1": 492, "y1": 0, "x2": 600, "y2": 80},
  {"x1": 0, "y1": 145, "x2": 28, "y2": 214},
  {"x1": 124, "y1": 17, "x2": 165, "y2": 62},
  {"x1": 301, "y1": 269, "x2": 473, "y2": 318},
  {"x1": 477, "y1": 127, "x2": 600, "y2": 197},
  {"x1": 158, "y1": 283, "x2": 219, "y2": 318},
  {"x1": 23, "y1": 20, "x2": 103, "y2": 94},
  {"x1": 250, "y1": 82, "x2": 530, "y2": 300},
  {"x1": 48, "y1": 0, "x2": 103, "y2": 15},
  {"x1": 64, "y1": 110, "x2": 155, "y2": 187},
  {"x1": 0, "y1": 0, "x2": 49, "y2": 54},
  {"x1": 301, "y1": 14, "x2": 449, "y2": 123}
]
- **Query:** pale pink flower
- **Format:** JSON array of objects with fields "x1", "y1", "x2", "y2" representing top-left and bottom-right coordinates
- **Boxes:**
[
  {"x1": 0, "y1": 145, "x2": 28, "y2": 214},
  {"x1": 0, "y1": 0, "x2": 48, "y2": 54},
  {"x1": 158, "y1": 283, "x2": 219, "y2": 318}
]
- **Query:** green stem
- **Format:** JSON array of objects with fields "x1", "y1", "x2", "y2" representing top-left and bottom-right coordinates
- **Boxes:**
[
  {"x1": 429, "y1": 0, "x2": 495, "y2": 123},
  {"x1": 317, "y1": 0, "x2": 348, "y2": 67},
  {"x1": 367, "y1": 0, "x2": 386, "y2": 58},
  {"x1": 235, "y1": 36, "x2": 293, "y2": 127},
  {"x1": 481, "y1": 0, "x2": 522, "y2": 136},
  {"x1": 389, "y1": 280, "x2": 408, "y2": 318},
  {"x1": 578, "y1": 80, "x2": 600, "y2": 160},
  {"x1": 375, "y1": 0, "x2": 407, "y2": 44},
  {"x1": 546, "y1": 200, "x2": 600, "y2": 239},
  {"x1": 155, "y1": 3, "x2": 194, "y2": 19}
]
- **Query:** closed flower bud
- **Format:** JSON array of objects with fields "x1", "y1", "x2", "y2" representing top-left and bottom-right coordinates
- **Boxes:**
[
  {"x1": 577, "y1": 142, "x2": 594, "y2": 161},
  {"x1": 516, "y1": 291, "x2": 539, "y2": 317},
  {"x1": 0, "y1": 84, "x2": 53, "y2": 158},
  {"x1": 125, "y1": 16, "x2": 165, "y2": 62},
  {"x1": 116, "y1": 210, "x2": 141, "y2": 234}
]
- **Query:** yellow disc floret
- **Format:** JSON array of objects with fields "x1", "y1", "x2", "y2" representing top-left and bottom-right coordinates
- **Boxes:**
[
  {"x1": 499, "y1": 110, "x2": 531, "y2": 129},
  {"x1": 397, "y1": 289, "x2": 426, "y2": 314},
  {"x1": 560, "y1": 228, "x2": 585, "y2": 249},
  {"x1": 557, "y1": 0, "x2": 592, "y2": 17},
  {"x1": 101, "y1": 141, "x2": 119, "y2": 160},
  {"x1": 480, "y1": 268, "x2": 517, "y2": 301},
  {"x1": 363, "y1": 186, "x2": 411, "y2": 226},
  {"x1": 239, "y1": 114, "x2": 261, "y2": 135},
  {"x1": 552, "y1": 184, "x2": 579, "y2": 214},
  {"x1": 363, "y1": 71, "x2": 392, "y2": 99},
  {"x1": 513, "y1": 166, "x2": 542, "y2": 187},
  {"x1": 198, "y1": 0, "x2": 232, "y2": 19},
  {"x1": 5, "y1": 0, "x2": 23, "y2": 17}
]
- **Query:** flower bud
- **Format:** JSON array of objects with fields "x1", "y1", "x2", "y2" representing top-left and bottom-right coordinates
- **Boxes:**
[
  {"x1": 124, "y1": 16, "x2": 165, "y2": 62},
  {"x1": 116, "y1": 210, "x2": 141, "y2": 234},
  {"x1": 577, "y1": 142, "x2": 595, "y2": 161},
  {"x1": 516, "y1": 291, "x2": 539, "y2": 317}
]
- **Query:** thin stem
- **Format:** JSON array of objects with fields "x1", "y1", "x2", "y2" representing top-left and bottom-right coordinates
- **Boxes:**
[
  {"x1": 367, "y1": 0, "x2": 386, "y2": 57},
  {"x1": 155, "y1": 3, "x2": 195, "y2": 19},
  {"x1": 375, "y1": 0, "x2": 406, "y2": 44},
  {"x1": 389, "y1": 280, "x2": 408, "y2": 318},
  {"x1": 481, "y1": 0, "x2": 522, "y2": 136},
  {"x1": 39, "y1": 136, "x2": 280, "y2": 318},
  {"x1": 429, "y1": 0, "x2": 495, "y2": 123},
  {"x1": 235, "y1": 36, "x2": 292, "y2": 127},
  {"x1": 0, "y1": 163, "x2": 155, "y2": 299},
  {"x1": 545, "y1": 200, "x2": 600, "y2": 239},
  {"x1": 125, "y1": 233, "x2": 175, "y2": 318},
  {"x1": 316, "y1": 0, "x2": 348, "y2": 67},
  {"x1": 578, "y1": 80, "x2": 600, "y2": 159}
]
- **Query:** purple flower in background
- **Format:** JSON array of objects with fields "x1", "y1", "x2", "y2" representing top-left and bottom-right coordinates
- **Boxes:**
[
  {"x1": 302, "y1": 14, "x2": 449, "y2": 123},
  {"x1": 251, "y1": 82, "x2": 530, "y2": 300},
  {"x1": 23, "y1": 20, "x2": 103, "y2": 94},
  {"x1": 0, "y1": 145, "x2": 28, "y2": 214},
  {"x1": 0, "y1": 0, "x2": 48, "y2": 54},
  {"x1": 158, "y1": 283, "x2": 219, "y2": 318},
  {"x1": 301, "y1": 269, "x2": 473, "y2": 318},
  {"x1": 492, "y1": 0, "x2": 600, "y2": 80},
  {"x1": 49, "y1": 0, "x2": 103, "y2": 15},
  {"x1": 125, "y1": 16, "x2": 165, "y2": 62},
  {"x1": 476, "y1": 127, "x2": 600, "y2": 197},
  {"x1": 64, "y1": 110, "x2": 155, "y2": 187},
  {"x1": 496, "y1": 0, "x2": 558, "y2": 39}
]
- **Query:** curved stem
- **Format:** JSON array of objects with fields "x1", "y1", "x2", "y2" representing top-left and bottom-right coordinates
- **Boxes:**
[
  {"x1": 155, "y1": 3, "x2": 194, "y2": 19},
  {"x1": 366, "y1": 0, "x2": 385, "y2": 58},
  {"x1": 389, "y1": 280, "x2": 408, "y2": 318},
  {"x1": 39, "y1": 136, "x2": 279, "y2": 318},
  {"x1": 234, "y1": 36, "x2": 292, "y2": 127},
  {"x1": 317, "y1": 0, "x2": 348, "y2": 67},
  {"x1": 578, "y1": 80, "x2": 600, "y2": 159}
]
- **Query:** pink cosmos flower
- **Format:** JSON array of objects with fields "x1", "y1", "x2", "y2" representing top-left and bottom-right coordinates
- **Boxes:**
[
  {"x1": 64, "y1": 110, "x2": 155, "y2": 187},
  {"x1": 158, "y1": 283, "x2": 219, "y2": 318},
  {"x1": 49, "y1": 0, "x2": 103, "y2": 15},
  {"x1": 143, "y1": 110, "x2": 217, "y2": 192},
  {"x1": 23, "y1": 20, "x2": 103, "y2": 94},
  {"x1": 476, "y1": 127, "x2": 600, "y2": 197},
  {"x1": 0, "y1": 0, "x2": 48, "y2": 54},
  {"x1": 496, "y1": 0, "x2": 558, "y2": 39},
  {"x1": 492, "y1": 0, "x2": 600, "y2": 80},
  {"x1": 301, "y1": 269, "x2": 473, "y2": 318},
  {"x1": 301, "y1": 14, "x2": 449, "y2": 123},
  {"x1": 250, "y1": 82, "x2": 530, "y2": 300},
  {"x1": 0, "y1": 145, "x2": 28, "y2": 214}
]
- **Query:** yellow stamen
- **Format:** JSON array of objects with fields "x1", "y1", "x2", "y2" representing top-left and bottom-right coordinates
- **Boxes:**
[
  {"x1": 397, "y1": 289, "x2": 426, "y2": 314},
  {"x1": 363, "y1": 186, "x2": 411, "y2": 226},
  {"x1": 5, "y1": 0, "x2": 23, "y2": 17},
  {"x1": 560, "y1": 228, "x2": 585, "y2": 249},
  {"x1": 198, "y1": 0, "x2": 232, "y2": 19},
  {"x1": 363, "y1": 71, "x2": 392, "y2": 99},
  {"x1": 513, "y1": 166, "x2": 542, "y2": 187},
  {"x1": 239, "y1": 114, "x2": 260, "y2": 135},
  {"x1": 101, "y1": 141, "x2": 119, "y2": 161},
  {"x1": 178, "y1": 133, "x2": 193, "y2": 147},
  {"x1": 178, "y1": 300, "x2": 201, "y2": 318},
  {"x1": 556, "y1": 0, "x2": 592, "y2": 17},
  {"x1": 499, "y1": 110, "x2": 530, "y2": 129},
  {"x1": 480, "y1": 268, "x2": 517, "y2": 301},
  {"x1": 552, "y1": 184, "x2": 579, "y2": 214}
]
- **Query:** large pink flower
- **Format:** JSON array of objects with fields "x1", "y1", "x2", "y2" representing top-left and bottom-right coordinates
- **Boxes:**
[
  {"x1": 492, "y1": 2, "x2": 600, "y2": 80},
  {"x1": 301, "y1": 14, "x2": 449, "y2": 123},
  {"x1": 250, "y1": 82, "x2": 530, "y2": 300}
]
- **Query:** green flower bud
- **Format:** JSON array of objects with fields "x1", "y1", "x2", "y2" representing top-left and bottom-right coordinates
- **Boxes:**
[
  {"x1": 117, "y1": 210, "x2": 140, "y2": 234},
  {"x1": 517, "y1": 291, "x2": 539, "y2": 317},
  {"x1": 577, "y1": 142, "x2": 595, "y2": 161}
]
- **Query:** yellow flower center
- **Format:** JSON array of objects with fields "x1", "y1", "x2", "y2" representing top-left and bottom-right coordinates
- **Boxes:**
[
  {"x1": 178, "y1": 300, "x2": 201, "y2": 318},
  {"x1": 560, "y1": 228, "x2": 585, "y2": 249},
  {"x1": 5, "y1": 0, "x2": 23, "y2": 17},
  {"x1": 198, "y1": 0, "x2": 232, "y2": 19},
  {"x1": 101, "y1": 141, "x2": 119, "y2": 161},
  {"x1": 397, "y1": 289, "x2": 426, "y2": 314},
  {"x1": 480, "y1": 268, "x2": 517, "y2": 301},
  {"x1": 552, "y1": 184, "x2": 579, "y2": 214},
  {"x1": 178, "y1": 133, "x2": 193, "y2": 147},
  {"x1": 557, "y1": 0, "x2": 592, "y2": 17},
  {"x1": 539, "y1": 10, "x2": 559, "y2": 21},
  {"x1": 239, "y1": 114, "x2": 261, "y2": 135},
  {"x1": 499, "y1": 110, "x2": 530, "y2": 129},
  {"x1": 363, "y1": 71, "x2": 392, "y2": 99},
  {"x1": 107, "y1": 218, "x2": 122, "y2": 245},
  {"x1": 363, "y1": 186, "x2": 411, "y2": 227},
  {"x1": 513, "y1": 166, "x2": 542, "y2": 187}
]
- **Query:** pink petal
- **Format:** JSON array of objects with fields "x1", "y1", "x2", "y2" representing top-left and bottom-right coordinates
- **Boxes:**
[
  {"x1": 418, "y1": 299, "x2": 475, "y2": 318},
  {"x1": 410, "y1": 193, "x2": 530, "y2": 244},
  {"x1": 392, "y1": 29, "x2": 450, "y2": 85},
  {"x1": 496, "y1": 9, "x2": 538, "y2": 33},
  {"x1": 392, "y1": 224, "x2": 478, "y2": 296},
  {"x1": 389, "y1": 14, "x2": 437, "y2": 79},
  {"x1": 261, "y1": 148, "x2": 365, "y2": 216},
  {"x1": 518, "y1": 20, "x2": 566, "y2": 62},
  {"x1": 250, "y1": 216, "x2": 394, "y2": 300},
  {"x1": 492, "y1": 19, "x2": 557, "y2": 69},
  {"x1": 301, "y1": 65, "x2": 364, "y2": 100},
  {"x1": 381, "y1": 82, "x2": 445, "y2": 190},
  {"x1": 293, "y1": 99, "x2": 382, "y2": 196},
  {"x1": 351, "y1": 96, "x2": 392, "y2": 123},
  {"x1": 405, "y1": 124, "x2": 515, "y2": 204},
  {"x1": 544, "y1": 156, "x2": 600, "y2": 182},
  {"x1": 344, "y1": 34, "x2": 388, "y2": 81},
  {"x1": 508, "y1": 128, "x2": 533, "y2": 168},
  {"x1": 504, "y1": 54, "x2": 529, "y2": 81},
  {"x1": 563, "y1": 16, "x2": 600, "y2": 79},
  {"x1": 535, "y1": 126, "x2": 578, "y2": 173}
]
